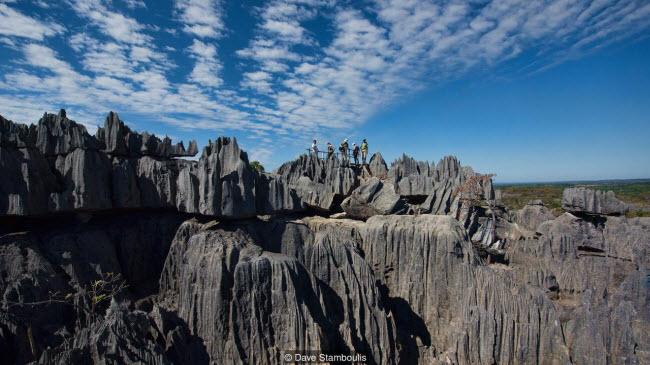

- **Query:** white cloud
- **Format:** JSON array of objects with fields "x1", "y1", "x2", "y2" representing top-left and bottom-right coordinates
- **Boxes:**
[
  {"x1": 187, "y1": 39, "x2": 222, "y2": 87},
  {"x1": 123, "y1": 0, "x2": 147, "y2": 9},
  {"x1": 71, "y1": 0, "x2": 150, "y2": 44},
  {"x1": 1, "y1": 0, "x2": 649, "y2": 166},
  {"x1": 0, "y1": 4, "x2": 64, "y2": 40},
  {"x1": 233, "y1": 0, "x2": 650, "y2": 148},
  {"x1": 242, "y1": 71, "x2": 273, "y2": 93},
  {"x1": 175, "y1": 0, "x2": 224, "y2": 38}
]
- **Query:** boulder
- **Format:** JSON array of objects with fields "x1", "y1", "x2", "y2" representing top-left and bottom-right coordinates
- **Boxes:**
[
  {"x1": 513, "y1": 199, "x2": 556, "y2": 231},
  {"x1": 562, "y1": 187, "x2": 629, "y2": 215},
  {"x1": 341, "y1": 177, "x2": 407, "y2": 219}
]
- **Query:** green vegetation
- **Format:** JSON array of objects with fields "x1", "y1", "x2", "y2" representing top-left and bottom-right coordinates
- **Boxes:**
[
  {"x1": 496, "y1": 180, "x2": 650, "y2": 217},
  {"x1": 250, "y1": 160, "x2": 265, "y2": 173}
]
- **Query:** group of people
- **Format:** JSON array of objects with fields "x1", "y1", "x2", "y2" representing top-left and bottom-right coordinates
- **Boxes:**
[{"x1": 310, "y1": 138, "x2": 369, "y2": 165}]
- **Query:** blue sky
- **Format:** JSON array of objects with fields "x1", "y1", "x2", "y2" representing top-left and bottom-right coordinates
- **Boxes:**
[{"x1": 0, "y1": 0, "x2": 649, "y2": 182}]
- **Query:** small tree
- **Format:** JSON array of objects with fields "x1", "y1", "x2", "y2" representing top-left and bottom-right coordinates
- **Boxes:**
[
  {"x1": 250, "y1": 160, "x2": 265, "y2": 173},
  {"x1": 4, "y1": 272, "x2": 128, "y2": 360},
  {"x1": 6, "y1": 272, "x2": 128, "y2": 325},
  {"x1": 455, "y1": 174, "x2": 497, "y2": 244}
]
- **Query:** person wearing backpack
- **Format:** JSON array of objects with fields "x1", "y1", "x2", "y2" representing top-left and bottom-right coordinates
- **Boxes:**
[
  {"x1": 339, "y1": 138, "x2": 349, "y2": 163},
  {"x1": 327, "y1": 142, "x2": 334, "y2": 159}
]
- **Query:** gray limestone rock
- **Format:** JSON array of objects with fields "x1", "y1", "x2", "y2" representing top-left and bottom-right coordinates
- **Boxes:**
[
  {"x1": 2, "y1": 108, "x2": 648, "y2": 365},
  {"x1": 504, "y1": 214, "x2": 650, "y2": 365},
  {"x1": 435, "y1": 155, "x2": 463, "y2": 182},
  {"x1": 111, "y1": 158, "x2": 141, "y2": 209},
  {"x1": 136, "y1": 156, "x2": 179, "y2": 208},
  {"x1": 158, "y1": 221, "x2": 340, "y2": 364},
  {"x1": 562, "y1": 187, "x2": 629, "y2": 215},
  {"x1": 513, "y1": 199, "x2": 556, "y2": 231},
  {"x1": 255, "y1": 173, "x2": 303, "y2": 214},
  {"x1": 341, "y1": 177, "x2": 407, "y2": 219},
  {"x1": 0, "y1": 212, "x2": 187, "y2": 363},
  {"x1": 39, "y1": 301, "x2": 169, "y2": 365},
  {"x1": 175, "y1": 163, "x2": 200, "y2": 213},
  {"x1": 0, "y1": 114, "x2": 36, "y2": 148},
  {"x1": 292, "y1": 176, "x2": 336, "y2": 211},
  {"x1": 0, "y1": 147, "x2": 57, "y2": 215},
  {"x1": 96, "y1": 111, "x2": 197, "y2": 158},
  {"x1": 368, "y1": 152, "x2": 388, "y2": 178},
  {"x1": 276, "y1": 154, "x2": 358, "y2": 211},
  {"x1": 36, "y1": 110, "x2": 101, "y2": 156},
  {"x1": 49, "y1": 148, "x2": 112, "y2": 212},
  {"x1": 197, "y1": 137, "x2": 257, "y2": 217}
]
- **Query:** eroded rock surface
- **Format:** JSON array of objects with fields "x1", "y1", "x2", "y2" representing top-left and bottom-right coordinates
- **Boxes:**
[
  {"x1": 1, "y1": 109, "x2": 648, "y2": 365},
  {"x1": 341, "y1": 177, "x2": 407, "y2": 219},
  {"x1": 512, "y1": 199, "x2": 556, "y2": 231},
  {"x1": 562, "y1": 187, "x2": 629, "y2": 216}
]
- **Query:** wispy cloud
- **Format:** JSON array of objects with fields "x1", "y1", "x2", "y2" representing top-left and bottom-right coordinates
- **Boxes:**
[
  {"x1": 0, "y1": 0, "x2": 649, "y2": 167},
  {"x1": 175, "y1": 0, "x2": 225, "y2": 39},
  {"x1": 188, "y1": 39, "x2": 222, "y2": 87},
  {"x1": 0, "y1": 4, "x2": 64, "y2": 40},
  {"x1": 236, "y1": 0, "x2": 650, "y2": 143},
  {"x1": 70, "y1": 0, "x2": 150, "y2": 44}
]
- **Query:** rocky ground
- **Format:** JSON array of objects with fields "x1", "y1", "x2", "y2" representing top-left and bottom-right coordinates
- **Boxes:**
[{"x1": 1, "y1": 110, "x2": 648, "y2": 364}]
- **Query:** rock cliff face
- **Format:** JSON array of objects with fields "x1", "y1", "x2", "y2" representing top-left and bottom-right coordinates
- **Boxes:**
[{"x1": 1, "y1": 110, "x2": 648, "y2": 365}]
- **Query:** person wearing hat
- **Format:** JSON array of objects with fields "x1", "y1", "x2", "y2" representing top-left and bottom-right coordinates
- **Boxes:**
[
  {"x1": 339, "y1": 138, "x2": 349, "y2": 163},
  {"x1": 327, "y1": 142, "x2": 334, "y2": 159},
  {"x1": 361, "y1": 139, "x2": 368, "y2": 164},
  {"x1": 352, "y1": 143, "x2": 360, "y2": 165}
]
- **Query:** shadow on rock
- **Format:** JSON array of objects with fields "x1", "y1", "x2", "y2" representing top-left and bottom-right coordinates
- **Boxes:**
[{"x1": 377, "y1": 281, "x2": 430, "y2": 364}]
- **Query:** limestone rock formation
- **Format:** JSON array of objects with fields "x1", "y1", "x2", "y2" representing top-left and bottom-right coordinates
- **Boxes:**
[
  {"x1": 36, "y1": 109, "x2": 102, "y2": 156},
  {"x1": 196, "y1": 137, "x2": 257, "y2": 217},
  {"x1": 387, "y1": 154, "x2": 435, "y2": 197},
  {"x1": 276, "y1": 154, "x2": 358, "y2": 211},
  {"x1": 158, "y1": 220, "x2": 342, "y2": 364},
  {"x1": 562, "y1": 187, "x2": 629, "y2": 215},
  {"x1": 0, "y1": 112, "x2": 294, "y2": 218},
  {"x1": 341, "y1": 177, "x2": 407, "y2": 219},
  {"x1": 368, "y1": 152, "x2": 388, "y2": 178},
  {"x1": 39, "y1": 300, "x2": 169, "y2": 365},
  {"x1": 512, "y1": 199, "x2": 556, "y2": 231},
  {"x1": 1, "y1": 108, "x2": 647, "y2": 365},
  {"x1": 96, "y1": 111, "x2": 198, "y2": 158}
]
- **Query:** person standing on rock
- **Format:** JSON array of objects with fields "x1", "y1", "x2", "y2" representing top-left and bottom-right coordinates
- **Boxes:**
[
  {"x1": 339, "y1": 138, "x2": 349, "y2": 163},
  {"x1": 311, "y1": 139, "x2": 319, "y2": 156},
  {"x1": 352, "y1": 143, "x2": 360, "y2": 165},
  {"x1": 361, "y1": 139, "x2": 368, "y2": 164},
  {"x1": 327, "y1": 142, "x2": 334, "y2": 159}
]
